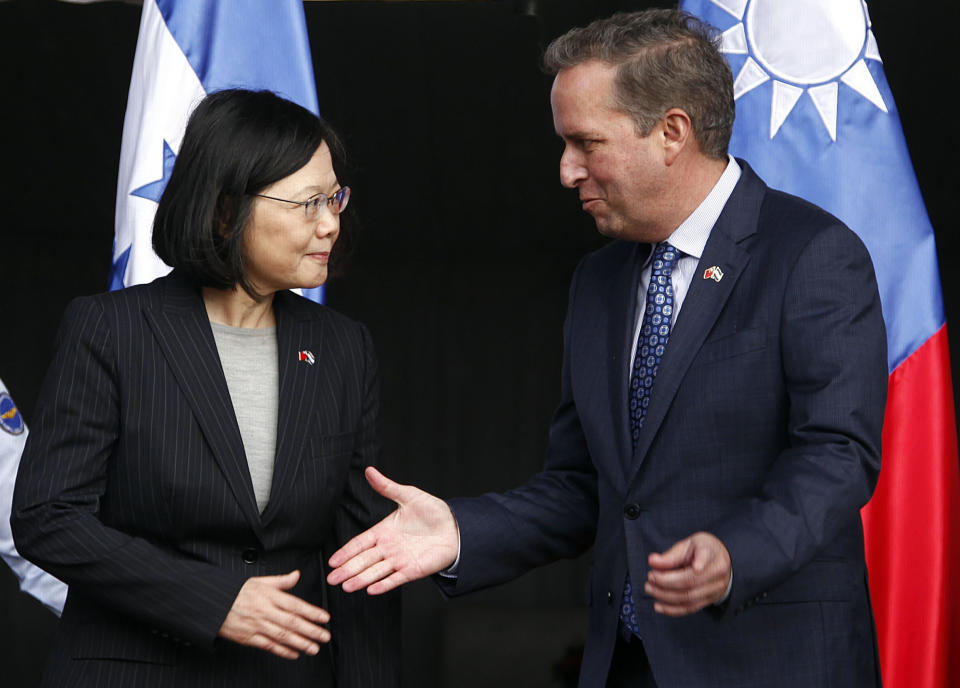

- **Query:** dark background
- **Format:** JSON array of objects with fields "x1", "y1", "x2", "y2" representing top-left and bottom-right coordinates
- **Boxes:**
[{"x1": 0, "y1": 0, "x2": 956, "y2": 686}]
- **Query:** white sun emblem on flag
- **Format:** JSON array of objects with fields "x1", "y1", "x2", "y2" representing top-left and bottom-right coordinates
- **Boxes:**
[{"x1": 712, "y1": 0, "x2": 887, "y2": 141}]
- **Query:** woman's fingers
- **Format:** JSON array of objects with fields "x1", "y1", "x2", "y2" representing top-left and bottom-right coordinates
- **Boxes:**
[
  {"x1": 271, "y1": 586, "x2": 331, "y2": 625},
  {"x1": 267, "y1": 597, "x2": 331, "y2": 643},
  {"x1": 219, "y1": 571, "x2": 332, "y2": 658},
  {"x1": 262, "y1": 569, "x2": 301, "y2": 590},
  {"x1": 259, "y1": 618, "x2": 322, "y2": 657},
  {"x1": 246, "y1": 632, "x2": 300, "y2": 660}
]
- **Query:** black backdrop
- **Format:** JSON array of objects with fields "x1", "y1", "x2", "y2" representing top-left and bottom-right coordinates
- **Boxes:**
[{"x1": 1, "y1": 1, "x2": 956, "y2": 686}]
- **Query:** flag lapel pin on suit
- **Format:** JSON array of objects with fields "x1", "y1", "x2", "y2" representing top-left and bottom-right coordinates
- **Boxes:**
[{"x1": 703, "y1": 266, "x2": 724, "y2": 282}]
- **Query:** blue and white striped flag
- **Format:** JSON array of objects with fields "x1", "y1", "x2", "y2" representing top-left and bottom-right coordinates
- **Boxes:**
[{"x1": 111, "y1": 0, "x2": 325, "y2": 302}]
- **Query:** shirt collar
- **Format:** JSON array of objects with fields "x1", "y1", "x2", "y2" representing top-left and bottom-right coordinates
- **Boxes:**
[{"x1": 643, "y1": 155, "x2": 741, "y2": 265}]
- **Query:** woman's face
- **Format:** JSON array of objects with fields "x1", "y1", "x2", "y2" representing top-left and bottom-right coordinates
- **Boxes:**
[{"x1": 242, "y1": 142, "x2": 341, "y2": 295}]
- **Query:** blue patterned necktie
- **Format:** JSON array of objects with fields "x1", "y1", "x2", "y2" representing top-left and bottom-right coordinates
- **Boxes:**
[{"x1": 620, "y1": 241, "x2": 681, "y2": 638}]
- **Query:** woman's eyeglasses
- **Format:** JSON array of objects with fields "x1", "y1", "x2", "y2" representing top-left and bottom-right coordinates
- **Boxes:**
[{"x1": 252, "y1": 186, "x2": 351, "y2": 220}]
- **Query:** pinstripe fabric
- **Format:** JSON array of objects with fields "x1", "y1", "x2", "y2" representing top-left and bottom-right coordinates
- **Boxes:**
[{"x1": 11, "y1": 272, "x2": 399, "y2": 687}]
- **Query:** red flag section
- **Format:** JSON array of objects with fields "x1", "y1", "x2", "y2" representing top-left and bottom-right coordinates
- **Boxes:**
[{"x1": 862, "y1": 325, "x2": 960, "y2": 688}]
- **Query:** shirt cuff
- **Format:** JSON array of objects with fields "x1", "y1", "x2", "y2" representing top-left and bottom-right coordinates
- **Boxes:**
[
  {"x1": 437, "y1": 523, "x2": 462, "y2": 578},
  {"x1": 717, "y1": 570, "x2": 733, "y2": 604}
]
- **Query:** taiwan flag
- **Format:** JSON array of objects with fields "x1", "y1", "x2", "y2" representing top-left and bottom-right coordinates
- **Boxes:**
[
  {"x1": 680, "y1": 2, "x2": 960, "y2": 687},
  {"x1": 112, "y1": 0, "x2": 326, "y2": 303}
]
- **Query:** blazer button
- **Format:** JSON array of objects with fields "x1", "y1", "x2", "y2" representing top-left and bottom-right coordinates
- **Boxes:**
[
  {"x1": 607, "y1": 591, "x2": 613, "y2": 605},
  {"x1": 241, "y1": 548, "x2": 259, "y2": 564},
  {"x1": 623, "y1": 504, "x2": 641, "y2": 520}
]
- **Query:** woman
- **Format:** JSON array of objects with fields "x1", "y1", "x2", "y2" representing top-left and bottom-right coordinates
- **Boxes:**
[{"x1": 12, "y1": 89, "x2": 398, "y2": 687}]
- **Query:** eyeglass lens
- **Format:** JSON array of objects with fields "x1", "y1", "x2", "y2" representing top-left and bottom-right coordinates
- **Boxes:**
[{"x1": 306, "y1": 187, "x2": 351, "y2": 219}]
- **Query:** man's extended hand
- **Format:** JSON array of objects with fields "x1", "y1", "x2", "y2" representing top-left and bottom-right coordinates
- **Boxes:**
[
  {"x1": 645, "y1": 531, "x2": 731, "y2": 616},
  {"x1": 327, "y1": 467, "x2": 459, "y2": 595}
]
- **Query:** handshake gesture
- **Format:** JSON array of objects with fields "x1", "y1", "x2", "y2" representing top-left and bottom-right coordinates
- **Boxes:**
[
  {"x1": 327, "y1": 467, "x2": 731, "y2": 618},
  {"x1": 326, "y1": 467, "x2": 461, "y2": 593}
]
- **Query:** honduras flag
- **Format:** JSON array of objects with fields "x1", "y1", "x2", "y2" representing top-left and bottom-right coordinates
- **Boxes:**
[
  {"x1": 681, "y1": 2, "x2": 960, "y2": 687},
  {"x1": 111, "y1": 0, "x2": 325, "y2": 303}
]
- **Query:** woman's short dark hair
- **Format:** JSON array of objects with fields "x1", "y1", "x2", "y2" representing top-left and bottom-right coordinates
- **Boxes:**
[{"x1": 153, "y1": 89, "x2": 349, "y2": 296}]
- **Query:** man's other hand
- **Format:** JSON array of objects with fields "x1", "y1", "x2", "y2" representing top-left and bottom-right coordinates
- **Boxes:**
[{"x1": 645, "y1": 531, "x2": 731, "y2": 616}]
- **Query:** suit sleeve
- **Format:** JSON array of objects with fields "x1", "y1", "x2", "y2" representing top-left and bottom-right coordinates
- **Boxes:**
[
  {"x1": 11, "y1": 297, "x2": 246, "y2": 646},
  {"x1": 710, "y1": 224, "x2": 887, "y2": 613},
  {"x1": 324, "y1": 323, "x2": 400, "y2": 688},
  {"x1": 440, "y1": 260, "x2": 599, "y2": 596}
]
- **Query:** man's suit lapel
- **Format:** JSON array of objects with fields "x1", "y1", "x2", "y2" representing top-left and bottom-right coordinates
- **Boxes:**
[
  {"x1": 143, "y1": 273, "x2": 264, "y2": 537},
  {"x1": 607, "y1": 242, "x2": 648, "y2": 481},
  {"x1": 260, "y1": 290, "x2": 326, "y2": 529},
  {"x1": 628, "y1": 163, "x2": 766, "y2": 483}
]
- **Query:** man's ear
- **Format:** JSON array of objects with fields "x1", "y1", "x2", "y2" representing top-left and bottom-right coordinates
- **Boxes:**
[{"x1": 661, "y1": 108, "x2": 693, "y2": 166}]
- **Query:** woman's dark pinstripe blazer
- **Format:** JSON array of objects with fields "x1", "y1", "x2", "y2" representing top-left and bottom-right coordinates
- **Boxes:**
[{"x1": 12, "y1": 271, "x2": 399, "y2": 687}]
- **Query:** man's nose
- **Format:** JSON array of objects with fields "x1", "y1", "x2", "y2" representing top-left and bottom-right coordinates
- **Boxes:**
[{"x1": 559, "y1": 147, "x2": 586, "y2": 188}]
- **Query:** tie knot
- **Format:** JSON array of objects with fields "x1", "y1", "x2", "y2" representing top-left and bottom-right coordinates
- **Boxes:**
[{"x1": 652, "y1": 242, "x2": 680, "y2": 274}]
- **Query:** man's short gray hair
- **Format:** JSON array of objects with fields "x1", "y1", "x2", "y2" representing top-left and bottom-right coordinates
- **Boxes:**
[{"x1": 543, "y1": 9, "x2": 735, "y2": 160}]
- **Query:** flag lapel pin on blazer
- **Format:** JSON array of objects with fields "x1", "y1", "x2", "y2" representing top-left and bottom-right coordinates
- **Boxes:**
[
  {"x1": 703, "y1": 266, "x2": 724, "y2": 282},
  {"x1": 298, "y1": 350, "x2": 315, "y2": 365}
]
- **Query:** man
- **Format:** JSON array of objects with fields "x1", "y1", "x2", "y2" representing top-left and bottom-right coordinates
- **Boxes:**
[
  {"x1": 328, "y1": 9, "x2": 887, "y2": 687},
  {"x1": 0, "y1": 375, "x2": 67, "y2": 615}
]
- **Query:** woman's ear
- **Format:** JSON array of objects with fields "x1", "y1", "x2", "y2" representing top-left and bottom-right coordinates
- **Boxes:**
[{"x1": 215, "y1": 196, "x2": 234, "y2": 238}]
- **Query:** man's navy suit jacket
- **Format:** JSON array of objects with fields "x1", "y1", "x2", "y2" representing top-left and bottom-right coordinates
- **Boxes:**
[
  {"x1": 445, "y1": 162, "x2": 887, "y2": 687},
  {"x1": 12, "y1": 273, "x2": 399, "y2": 687}
]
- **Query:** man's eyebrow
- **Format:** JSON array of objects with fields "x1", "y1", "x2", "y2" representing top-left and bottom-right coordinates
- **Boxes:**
[{"x1": 558, "y1": 130, "x2": 602, "y2": 141}]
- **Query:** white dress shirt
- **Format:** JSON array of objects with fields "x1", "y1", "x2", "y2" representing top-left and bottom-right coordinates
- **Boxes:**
[{"x1": 629, "y1": 156, "x2": 741, "y2": 374}]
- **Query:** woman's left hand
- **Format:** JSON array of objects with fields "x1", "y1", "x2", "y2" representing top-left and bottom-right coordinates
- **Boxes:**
[{"x1": 218, "y1": 569, "x2": 331, "y2": 660}]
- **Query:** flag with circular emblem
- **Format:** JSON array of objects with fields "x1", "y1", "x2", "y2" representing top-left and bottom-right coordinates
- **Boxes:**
[{"x1": 681, "y1": 2, "x2": 960, "y2": 686}]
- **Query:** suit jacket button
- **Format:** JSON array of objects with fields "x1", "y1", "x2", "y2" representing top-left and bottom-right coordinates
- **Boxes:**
[
  {"x1": 241, "y1": 548, "x2": 259, "y2": 564},
  {"x1": 607, "y1": 591, "x2": 613, "y2": 605},
  {"x1": 623, "y1": 504, "x2": 641, "y2": 520}
]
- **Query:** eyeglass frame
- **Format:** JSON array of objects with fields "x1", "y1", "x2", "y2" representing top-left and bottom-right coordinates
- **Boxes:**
[{"x1": 250, "y1": 186, "x2": 351, "y2": 220}]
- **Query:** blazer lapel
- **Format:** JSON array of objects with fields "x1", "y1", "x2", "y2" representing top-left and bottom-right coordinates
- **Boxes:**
[
  {"x1": 628, "y1": 164, "x2": 765, "y2": 484},
  {"x1": 143, "y1": 273, "x2": 264, "y2": 537},
  {"x1": 260, "y1": 291, "x2": 326, "y2": 529},
  {"x1": 608, "y1": 242, "x2": 647, "y2": 482}
]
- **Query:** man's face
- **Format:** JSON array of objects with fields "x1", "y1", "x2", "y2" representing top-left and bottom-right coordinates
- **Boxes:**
[{"x1": 550, "y1": 60, "x2": 671, "y2": 243}]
